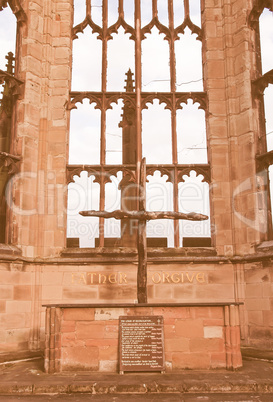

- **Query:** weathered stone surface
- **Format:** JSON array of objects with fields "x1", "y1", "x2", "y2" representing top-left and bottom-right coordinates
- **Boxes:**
[{"x1": 0, "y1": 0, "x2": 273, "y2": 365}]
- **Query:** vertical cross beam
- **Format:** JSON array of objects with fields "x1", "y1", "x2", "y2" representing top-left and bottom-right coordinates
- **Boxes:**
[{"x1": 137, "y1": 158, "x2": 147, "y2": 303}]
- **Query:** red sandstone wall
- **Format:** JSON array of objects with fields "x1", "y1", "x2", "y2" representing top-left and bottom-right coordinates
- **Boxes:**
[
  {"x1": 1, "y1": 258, "x2": 273, "y2": 359},
  {"x1": 243, "y1": 262, "x2": 273, "y2": 349},
  {"x1": 0, "y1": 263, "x2": 34, "y2": 358},
  {"x1": 0, "y1": 260, "x2": 239, "y2": 360},
  {"x1": 1, "y1": 0, "x2": 273, "y2": 361},
  {"x1": 53, "y1": 306, "x2": 241, "y2": 372}
]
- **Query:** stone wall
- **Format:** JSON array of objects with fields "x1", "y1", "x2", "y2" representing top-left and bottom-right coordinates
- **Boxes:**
[
  {"x1": 44, "y1": 305, "x2": 242, "y2": 372},
  {"x1": 1, "y1": 255, "x2": 273, "y2": 359},
  {"x1": 243, "y1": 261, "x2": 273, "y2": 349},
  {"x1": 0, "y1": 262, "x2": 33, "y2": 357},
  {"x1": 0, "y1": 259, "x2": 236, "y2": 357},
  {"x1": 1, "y1": 0, "x2": 273, "y2": 364},
  {"x1": 6, "y1": 0, "x2": 72, "y2": 258}
]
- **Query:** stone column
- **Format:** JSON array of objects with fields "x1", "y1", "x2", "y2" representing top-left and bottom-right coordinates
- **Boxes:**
[
  {"x1": 9, "y1": 0, "x2": 73, "y2": 257},
  {"x1": 203, "y1": 0, "x2": 266, "y2": 256},
  {"x1": 44, "y1": 306, "x2": 61, "y2": 374},
  {"x1": 224, "y1": 304, "x2": 242, "y2": 370}
]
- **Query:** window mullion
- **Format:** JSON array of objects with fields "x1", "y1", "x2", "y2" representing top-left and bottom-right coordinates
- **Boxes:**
[
  {"x1": 99, "y1": 0, "x2": 108, "y2": 246},
  {"x1": 135, "y1": 0, "x2": 142, "y2": 208},
  {"x1": 173, "y1": 166, "x2": 179, "y2": 247},
  {"x1": 169, "y1": 0, "x2": 179, "y2": 246}
]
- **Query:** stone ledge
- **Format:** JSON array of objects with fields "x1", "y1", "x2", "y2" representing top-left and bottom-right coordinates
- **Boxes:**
[
  {"x1": 255, "y1": 240, "x2": 273, "y2": 253},
  {"x1": 0, "y1": 350, "x2": 42, "y2": 364},
  {"x1": 2, "y1": 247, "x2": 273, "y2": 264},
  {"x1": 0, "y1": 243, "x2": 22, "y2": 256},
  {"x1": 241, "y1": 347, "x2": 273, "y2": 362},
  {"x1": 61, "y1": 246, "x2": 217, "y2": 260},
  {"x1": 42, "y1": 302, "x2": 243, "y2": 308},
  {"x1": 0, "y1": 359, "x2": 273, "y2": 395}
]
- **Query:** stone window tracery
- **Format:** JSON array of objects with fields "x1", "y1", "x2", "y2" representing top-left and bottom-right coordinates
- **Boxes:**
[
  {"x1": 250, "y1": 0, "x2": 273, "y2": 239},
  {"x1": 0, "y1": 2, "x2": 23, "y2": 243},
  {"x1": 67, "y1": 0, "x2": 211, "y2": 248}
]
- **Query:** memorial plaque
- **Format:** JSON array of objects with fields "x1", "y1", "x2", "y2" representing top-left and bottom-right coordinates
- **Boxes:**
[{"x1": 119, "y1": 316, "x2": 164, "y2": 373}]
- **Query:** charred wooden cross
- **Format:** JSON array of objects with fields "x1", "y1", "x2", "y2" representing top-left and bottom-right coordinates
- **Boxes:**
[{"x1": 80, "y1": 158, "x2": 208, "y2": 303}]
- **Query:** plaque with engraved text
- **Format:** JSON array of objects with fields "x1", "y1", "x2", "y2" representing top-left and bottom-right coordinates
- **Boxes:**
[{"x1": 119, "y1": 316, "x2": 164, "y2": 373}]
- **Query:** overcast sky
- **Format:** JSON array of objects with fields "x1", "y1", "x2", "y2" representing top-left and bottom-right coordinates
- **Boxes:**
[
  {"x1": 0, "y1": 2, "x2": 272, "y2": 247},
  {"x1": 70, "y1": 0, "x2": 208, "y2": 246}
]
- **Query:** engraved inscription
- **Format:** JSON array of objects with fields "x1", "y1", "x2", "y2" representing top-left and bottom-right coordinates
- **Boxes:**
[
  {"x1": 70, "y1": 271, "x2": 207, "y2": 285},
  {"x1": 119, "y1": 316, "x2": 164, "y2": 372},
  {"x1": 71, "y1": 272, "x2": 128, "y2": 285},
  {"x1": 149, "y1": 271, "x2": 206, "y2": 284}
]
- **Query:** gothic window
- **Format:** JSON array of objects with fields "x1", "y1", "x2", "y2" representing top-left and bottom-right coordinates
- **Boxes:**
[
  {"x1": 0, "y1": 2, "x2": 23, "y2": 243},
  {"x1": 250, "y1": 1, "x2": 273, "y2": 239},
  {"x1": 67, "y1": 0, "x2": 211, "y2": 249}
]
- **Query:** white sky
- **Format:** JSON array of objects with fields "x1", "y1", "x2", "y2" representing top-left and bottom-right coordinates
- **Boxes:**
[{"x1": 0, "y1": 2, "x2": 273, "y2": 247}]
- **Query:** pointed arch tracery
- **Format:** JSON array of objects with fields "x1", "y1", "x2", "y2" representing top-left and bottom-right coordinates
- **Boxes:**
[
  {"x1": 0, "y1": 0, "x2": 26, "y2": 24},
  {"x1": 250, "y1": 1, "x2": 273, "y2": 239},
  {"x1": 67, "y1": 0, "x2": 210, "y2": 248},
  {"x1": 0, "y1": 1, "x2": 25, "y2": 243}
]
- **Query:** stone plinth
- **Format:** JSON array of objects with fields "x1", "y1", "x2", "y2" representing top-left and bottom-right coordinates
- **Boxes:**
[{"x1": 44, "y1": 303, "x2": 242, "y2": 373}]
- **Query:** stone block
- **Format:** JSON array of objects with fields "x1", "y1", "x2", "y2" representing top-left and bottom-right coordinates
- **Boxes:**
[
  {"x1": 262, "y1": 283, "x2": 273, "y2": 298},
  {"x1": 124, "y1": 307, "x2": 153, "y2": 316},
  {"x1": 63, "y1": 308, "x2": 95, "y2": 321},
  {"x1": 207, "y1": 60, "x2": 225, "y2": 79},
  {"x1": 0, "y1": 313, "x2": 27, "y2": 330},
  {"x1": 98, "y1": 285, "x2": 136, "y2": 301},
  {"x1": 62, "y1": 287, "x2": 98, "y2": 300},
  {"x1": 207, "y1": 269, "x2": 234, "y2": 284},
  {"x1": 172, "y1": 352, "x2": 211, "y2": 370},
  {"x1": 42, "y1": 286, "x2": 63, "y2": 300},
  {"x1": 203, "y1": 319, "x2": 224, "y2": 326},
  {"x1": 189, "y1": 338, "x2": 225, "y2": 353},
  {"x1": 153, "y1": 285, "x2": 173, "y2": 300},
  {"x1": 153, "y1": 307, "x2": 191, "y2": 319},
  {"x1": 209, "y1": 101, "x2": 226, "y2": 115},
  {"x1": 62, "y1": 346, "x2": 99, "y2": 370},
  {"x1": 204, "y1": 326, "x2": 223, "y2": 338},
  {"x1": 99, "y1": 360, "x2": 118, "y2": 372},
  {"x1": 210, "y1": 353, "x2": 227, "y2": 368},
  {"x1": 61, "y1": 320, "x2": 76, "y2": 333},
  {"x1": 6, "y1": 301, "x2": 32, "y2": 314},
  {"x1": 196, "y1": 284, "x2": 234, "y2": 300},
  {"x1": 175, "y1": 319, "x2": 204, "y2": 338},
  {"x1": 0, "y1": 331, "x2": 6, "y2": 342},
  {"x1": 0, "y1": 271, "x2": 32, "y2": 285},
  {"x1": 205, "y1": 21, "x2": 217, "y2": 37},
  {"x1": 94, "y1": 308, "x2": 124, "y2": 321},
  {"x1": 245, "y1": 268, "x2": 270, "y2": 284},
  {"x1": 42, "y1": 272, "x2": 64, "y2": 286},
  {"x1": 76, "y1": 322, "x2": 105, "y2": 340},
  {"x1": 5, "y1": 328, "x2": 30, "y2": 344},
  {"x1": 85, "y1": 338, "x2": 118, "y2": 347},
  {"x1": 172, "y1": 284, "x2": 199, "y2": 300},
  {"x1": 61, "y1": 333, "x2": 83, "y2": 348},
  {"x1": 210, "y1": 306, "x2": 224, "y2": 319},
  {"x1": 104, "y1": 323, "x2": 119, "y2": 339},
  {"x1": 191, "y1": 307, "x2": 211, "y2": 318},
  {"x1": 245, "y1": 298, "x2": 270, "y2": 312},
  {"x1": 0, "y1": 286, "x2": 13, "y2": 300},
  {"x1": 51, "y1": 65, "x2": 70, "y2": 80},
  {"x1": 98, "y1": 345, "x2": 118, "y2": 360},
  {"x1": 164, "y1": 324, "x2": 176, "y2": 338},
  {"x1": 248, "y1": 311, "x2": 264, "y2": 326},
  {"x1": 0, "y1": 301, "x2": 5, "y2": 313},
  {"x1": 165, "y1": 338, "x2": 189, "y2": 352},
  {"x1": 13, "y1": 286, "x2": 32, "y2": 301},
  {"x1": 263, "y1": 311, "x2": 273, "y2": 327}
]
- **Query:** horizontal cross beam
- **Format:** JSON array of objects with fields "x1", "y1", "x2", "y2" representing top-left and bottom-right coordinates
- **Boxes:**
[{"x1": 79, "y1": 210, "x2": 208, "y2": 221}]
